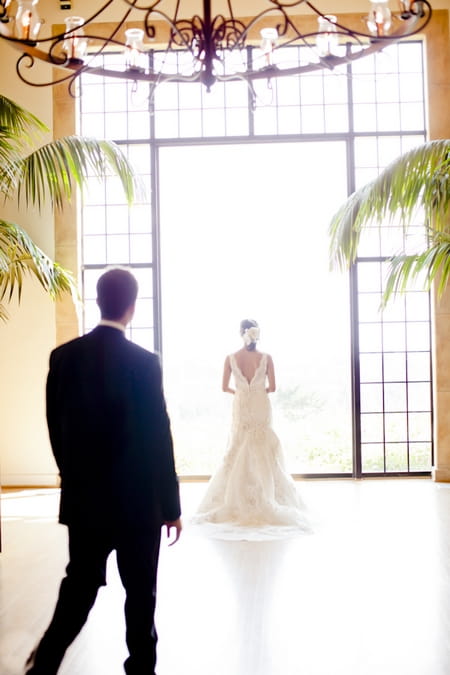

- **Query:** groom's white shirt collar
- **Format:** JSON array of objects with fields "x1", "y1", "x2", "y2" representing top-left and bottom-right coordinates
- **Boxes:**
[{"x1": 98, "y1": 319, "x2": 126, "y2": 333}]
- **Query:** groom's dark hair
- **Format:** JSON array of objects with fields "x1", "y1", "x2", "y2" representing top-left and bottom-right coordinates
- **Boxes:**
[{"x1": 97, "y1": 267, "x2": 138, "y2": 320}]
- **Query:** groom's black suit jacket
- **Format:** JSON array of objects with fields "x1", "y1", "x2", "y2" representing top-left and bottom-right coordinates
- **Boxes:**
[{"x1": 46, "y1": 325, "x2": 181, "y2": 531}]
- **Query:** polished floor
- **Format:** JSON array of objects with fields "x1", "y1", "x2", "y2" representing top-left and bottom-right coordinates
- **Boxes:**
[{"x1": 0, "y1": 479, "x2": 449, "y2": 675}]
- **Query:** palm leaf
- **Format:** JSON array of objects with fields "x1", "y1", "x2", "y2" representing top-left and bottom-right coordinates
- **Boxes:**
[
  {"x1": 0, "y1": 95, "x2": 140, "y2": 320},
  {"x1": 0, "y1": 93, "x2": 48, "y2": 143},
  {"x1": 2, "y1": 136, "x2": 139, "y2": 210},
  {"x1": 383, "y1": 232, "x2": 450, "y2": 304},
  {"x1": 0, "y1": 220, "x2": 75, "y2": 321},
  {"x1": 330, "y1": 139, "x2": 450, "y2": 270}
]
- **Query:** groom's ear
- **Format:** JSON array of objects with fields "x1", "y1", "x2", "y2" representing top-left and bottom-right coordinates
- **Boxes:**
[{"x1": 122, "y1": 303, "x2": 136, "y2": 326}]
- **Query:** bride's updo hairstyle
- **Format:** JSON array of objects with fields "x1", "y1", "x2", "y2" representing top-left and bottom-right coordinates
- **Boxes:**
[{"x1": 240, "y1": 319, "x2": 260, "y2": 351}]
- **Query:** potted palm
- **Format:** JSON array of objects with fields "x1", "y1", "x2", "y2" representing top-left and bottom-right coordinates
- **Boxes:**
[{"x1": 0, "y1": 93, "x2": 138, "y2": 320}]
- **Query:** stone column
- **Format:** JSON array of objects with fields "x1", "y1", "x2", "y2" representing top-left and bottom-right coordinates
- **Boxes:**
[{"x1": 427, "y1": 11, "x2": 450, "y2": 481}]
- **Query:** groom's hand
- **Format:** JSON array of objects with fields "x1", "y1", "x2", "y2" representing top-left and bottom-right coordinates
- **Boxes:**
[{"x1": 164, "y1": 518, "x2": 182, "y2": 546}]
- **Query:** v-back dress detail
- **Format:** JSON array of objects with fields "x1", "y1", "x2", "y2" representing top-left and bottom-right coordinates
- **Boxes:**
[{"x1": 194, "y1": 353, "x2": 310, "y2": 538}]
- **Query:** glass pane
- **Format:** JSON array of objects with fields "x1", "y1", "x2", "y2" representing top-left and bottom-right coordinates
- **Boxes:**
[
  {"x1": 409, "y1": 412, "x2": 432, "y2": 441},
  {"x1": 354, "y1": 137, "x2": 378, "y2": 166},
  {"x1": 104, "y1": 112, "x2": 128, "y2": 138},
  {"x1": 133, "y1": 267, "x2": 153, "y2": 295},
  {"x1": 203, "y1": 109, "x2": 226, "y2": 136},
  {"x1": 130, "y1": 234, "x2": 153, "y2": 263},
  {"x1": 359, "y1": 294, "x2": 382, "y2": 322},
  {"x1": 406, "y1": 292, "x2": 430, "y2": 320},
  {"x1": 359, "y1": 353, "x2": 382, "y2": 382},
  {"x1": 385, "y1": 413, "x2": 407, "y2": 442},
  {"x1": 130, "y1": 327, "x2": 154, "y2": 352},
  {"x1": 83, "y1": 206, "x2": 106, "y2": 235},
  {"x1": 361, "y1": 413, "x2": 384, "y2": 442},
  {"x1": 406, "y1": 322, "x2": 430, "y2": 350},
  {"x1": 359, "y1": 323, "x2": 382, "y2": 352},
  {"x1": 377, "y1": 103, "x2": 401, "y2": 130},
  {"x1": 105, "y1": 206, "x2": 129, "y2": 235},
  {"x1": 380, "y1": 225, "x2": 405, "y2": 256},
  {"x1": 277, "y1": 107, "x2": 301, "y2": 134},
  {"x1": 155, "y1": 110, "x2": 179, "y2": 138},
  {"x1": 360, "y1": 384, "x2": 383, "y2": 412},
  {"x1": 409, "y1": 443, "x2": 432, "y2": 471},
  {"x1": 407, "y1": 352, "x2": 431, "y2": 381},
  {"x1": 83, "y1": 269, "x2": 99, "y2": 300},
  {"x1": 277, "y1": 78, "x2": 300, "y2": 106},
  {"x1": 383, "y1": 352, "x2": 406, "y2": 381},
  {"x1": 380, "y1": 295, "x2": 406, "y2": 322},
  {"x1": 354, "y1": 103, "x2": 377, "y2": 131},
  {"x1": 104, "y1": 83, "x2": 128, "y2": 112},
  {"x1": 130, "y1": 206, "x2": 152, "y2": 234},
  {"x1": 400, "y1": 102, "x2": 425, "y2": 130},
  {"x1": 358, "y1": 263, "x2": 381, "y2": 292},
  {"x1": 107, "y1": 235, "x2": 130, "y2": 264},
  {"x1": 300, "y1": 106, "x2": 325, "y2": 133},
  {"x1": 133, "y1": 298, "x2": 153, "y2": 326},
  {"x1": 324, "y1": 105, "x2": 349, "y2": 132},
  {"x1": 408, "y1": 382, "x2": 432, "y2": 411},
  {"x1": 361, "y1": 443, "x2": 384, "y2": 472},
  {"x1": 357, "y1": 227, "x2": 381, "y2": 256},
  {"x1": 83, "y1": 298, "x2": 99, "y2": 330},
  {"x1": 383, "y1": 323, "x2": 406, "y2": 351},
  {"x1": 378, "y1": 136, "x2": 402, "y2": 166},
  {"x1": 384, "y1": 383, "x2": 407, "y2": 411},
  {"x1": 83, "y1": 235, "x2": 106, "y2": 264},
  {"x1": 385, "y1": 443, "x2": 408, "y2": 471}
]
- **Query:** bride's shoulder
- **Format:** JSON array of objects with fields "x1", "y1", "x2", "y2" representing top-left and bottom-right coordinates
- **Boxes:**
[{"x1": 262, "y1": 352, "x2": 273, "y2": 365}]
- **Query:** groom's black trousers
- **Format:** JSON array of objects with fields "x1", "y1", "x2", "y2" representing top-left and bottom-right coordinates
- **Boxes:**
[{"x1": 27, "y1": 522, "x2": 162, "y2": 675}]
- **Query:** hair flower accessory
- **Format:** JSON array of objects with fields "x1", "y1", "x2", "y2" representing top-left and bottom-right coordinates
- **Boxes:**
[{"x1": 243, "y1": 326, "x2": 260, "y2": 346}]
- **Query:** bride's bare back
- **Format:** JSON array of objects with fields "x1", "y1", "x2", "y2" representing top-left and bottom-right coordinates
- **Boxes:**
[{"x1": 223, "y1": 348, "x2": 276, "y2": 393}]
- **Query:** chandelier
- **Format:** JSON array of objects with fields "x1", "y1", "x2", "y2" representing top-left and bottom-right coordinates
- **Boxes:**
[{"x1": 0, "y1": 0, "x2": 432, "y2": 96}]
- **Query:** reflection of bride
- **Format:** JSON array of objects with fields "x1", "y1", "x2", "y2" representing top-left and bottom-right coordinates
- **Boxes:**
[{"x1": 194, "y1": 319, "x2": 311, "y2": 538}]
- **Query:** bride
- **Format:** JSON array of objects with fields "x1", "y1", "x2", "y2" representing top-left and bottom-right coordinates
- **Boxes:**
[{"x1": 194, "y1": 319, "x2": 310, "y2": 537}]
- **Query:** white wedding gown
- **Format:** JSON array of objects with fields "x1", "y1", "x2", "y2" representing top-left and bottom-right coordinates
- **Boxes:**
[{"x1": 193, "y1": 353, "x2": 311, "y2": 539}]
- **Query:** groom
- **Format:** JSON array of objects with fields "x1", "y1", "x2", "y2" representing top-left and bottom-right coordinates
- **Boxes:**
[{"x1": 26, "y1": 267, "x2": 182, "y2": 675}]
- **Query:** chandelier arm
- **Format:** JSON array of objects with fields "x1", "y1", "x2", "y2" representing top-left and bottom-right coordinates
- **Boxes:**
[{"x1": 15, "y1": 52, "x2": 85, "y2": 91}]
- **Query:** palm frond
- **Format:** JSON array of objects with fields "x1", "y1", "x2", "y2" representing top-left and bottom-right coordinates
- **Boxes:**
[
  {"x1": 0, "y1": 220, "x2": 76, "y2": 322},
  {"x1": 3, "y1": 136, "x2": 140, "y2": 210},
  {"x1": 330, "y1": 139, "x2": 450, "y2": 269},
  {"x1": 0, "y1": 130, "x2": 21, "y2": 187},
  {"x1": 382, "y1": 230, "x2": 450, "y2": 306},
  {"x1": 0, "y1": 95, "x2": 140, "y2": 320},
  {"x1": 0, "y1": 94, "x2": 48, "y2": 143}
]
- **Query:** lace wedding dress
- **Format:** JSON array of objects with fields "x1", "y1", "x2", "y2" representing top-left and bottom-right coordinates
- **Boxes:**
[{"x1": 193, "y1": 353, "x2": 311, "y2": 539}]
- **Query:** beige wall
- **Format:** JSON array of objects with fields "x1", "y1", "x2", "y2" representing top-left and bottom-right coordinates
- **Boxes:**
[
  {"x1": 0, "y1": 36, "x2": 59, "y2": 485},
  {"x1": 0, "y1": 1, "x2": 449, "y2": 485}
]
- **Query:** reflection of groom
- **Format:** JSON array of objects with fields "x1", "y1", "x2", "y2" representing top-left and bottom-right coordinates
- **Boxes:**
[{"x1": 26, "y1": 267, "x2": 182, "y2": 675}]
